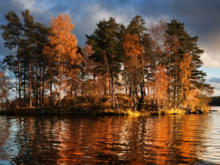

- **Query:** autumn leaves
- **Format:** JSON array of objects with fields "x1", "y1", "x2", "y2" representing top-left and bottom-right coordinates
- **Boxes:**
[
  {"x1": 1, "y1": 11, "x2": 213, "y2": 113},
  {"x1": 43, "y1": 14, "x2": 82, "y2": 104}
]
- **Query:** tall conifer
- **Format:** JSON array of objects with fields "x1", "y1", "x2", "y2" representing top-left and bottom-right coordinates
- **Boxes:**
[
  {"x1": 1, "y1": 11, "x2": 23, "y2": 107},
  {"x1": 86, "y1": 17, "x2": 124, "y2": 110}
]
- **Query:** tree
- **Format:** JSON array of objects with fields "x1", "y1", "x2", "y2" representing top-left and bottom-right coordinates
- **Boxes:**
[
  {"x1": 164, "y1": 19, "x2": 207, "y2": 107},
  {"x1": 123, "y1": 33, "x2": 143, "y2": 111},
  {"x1": 86, "y1": 17, "x2": 124, "y2": 110},
  {"x1": 197, "y1": 82, "x2": 213, "y2": 112},
  {"x1": 149, "y1": 20, "x2": 167, "y2": 81},
  {"x1": 34, "y1": 22, "x2": 50, "y2": 105},
  {"x1": 22, "y1": 10, "x2": 36, "y2": 107},
  {"x1": 152, "y1": 65, "x2": 169, "y2": 111},
  {"x1": 126, "y1": 15, "x2": 152, "y2": 110},
  {"x1": 184, "y1": 89, "x2": 199, "y2": 112},
  {"x1": 80, "y1": 44, "x2": 97, "y2": 96},
  {"x1": 0, "y1": 72, "x2": 11, "y2": 109},
  {"x1": 180, "y1": 53, "x2": 192, "y2": 103},
  {"x1": 1, "y1": 10, "x2": 23, "y2": 107},
  {"x1": 43, "y1": 14, "x2": 81, "y2": 104}
]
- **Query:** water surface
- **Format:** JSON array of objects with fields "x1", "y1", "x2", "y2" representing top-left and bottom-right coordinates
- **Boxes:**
[{"x1": 0, "y1": 108, "x2": 220, "y2": 164}]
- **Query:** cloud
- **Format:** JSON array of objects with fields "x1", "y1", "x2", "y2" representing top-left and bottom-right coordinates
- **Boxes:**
[
  {"x1": 209, "y1": 77, "x2": 220, "y2": 84},
  {"x1": 0, "y1": 0, "x2": 220, "y2": 70},
  {"x1": 201, "y1": 52, "x2": 220, "y2": 68},
  {"x1": 206, "y1": 76, "x2": 220, "y2": 96}
]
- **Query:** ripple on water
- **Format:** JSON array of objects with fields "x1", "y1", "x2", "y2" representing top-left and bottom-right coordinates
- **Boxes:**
[{"x1": 0, "y1": 113, "x2": 220, "y2": 164}]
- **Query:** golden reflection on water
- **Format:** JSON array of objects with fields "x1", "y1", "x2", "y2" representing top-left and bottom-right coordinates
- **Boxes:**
[{"x1": 0, "y1": 114, "x2": 220, "y2": 164}]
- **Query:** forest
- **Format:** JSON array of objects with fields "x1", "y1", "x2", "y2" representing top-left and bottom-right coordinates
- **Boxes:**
[
  {"x1": 210, "y1": 96, "x2": 220, "y2": 106},
  {"x1": 0, "y1": 10, "x2": 214, "y2": 115}
]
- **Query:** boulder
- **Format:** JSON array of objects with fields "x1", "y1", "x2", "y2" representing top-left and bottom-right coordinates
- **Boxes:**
[
  {"x1": 198, "y1": 110, "x2": 204, "y2": 114},
  {"x1": 194, "y1": 111, "x2": 200, "y2": 114}
]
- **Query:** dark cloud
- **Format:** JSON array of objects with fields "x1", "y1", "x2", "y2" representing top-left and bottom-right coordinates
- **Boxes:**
[
  {"x1": 205, "y1": 76, "x2": 220, "y2": 95},
  {"x1": 209, "y1": 77, "x2": 220, "y2": 84},
  {"x1": 0, "y1": 0, "x2": 220, "y2": 66}
]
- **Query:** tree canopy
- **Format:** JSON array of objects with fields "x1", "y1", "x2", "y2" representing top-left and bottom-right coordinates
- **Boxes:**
[{"x1": 0, "y1": 10, "x2": 213, "y2": 113}]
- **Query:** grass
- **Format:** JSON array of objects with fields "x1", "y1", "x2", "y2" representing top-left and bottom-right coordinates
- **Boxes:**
[
  {"x1": 1, "y1": 102, "x2": 211, "y2": 116},
  {"x1": 127, "y1": 109, "x2": 141, "y2": 117},
  {"x1": 165, "y1": 109, "x2": 186, "y2": 115},
  {"x1": 127, "y1": 109, "x2": 150, "y2": 117}
]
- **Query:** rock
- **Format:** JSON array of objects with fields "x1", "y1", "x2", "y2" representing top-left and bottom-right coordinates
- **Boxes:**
[
  {"x1": 187, "y1": 110, "x2": 193, "y2": 114},
  {"x1": 194, "y1": 111, "x2": 199, "y2": 114},
  {"x1": 198, "y1": 110, "x2": 204, "y2": 114},
  {"x1": 210, "y1": 110, "x2": 218, "y2": 112}
]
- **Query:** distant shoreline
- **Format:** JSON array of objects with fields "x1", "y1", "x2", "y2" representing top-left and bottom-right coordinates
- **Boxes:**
[{"x1": 0, "y1": 107, "x2": 212, "y2": 116}]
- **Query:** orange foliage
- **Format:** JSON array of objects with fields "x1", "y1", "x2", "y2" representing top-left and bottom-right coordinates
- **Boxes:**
[
  {"x1": 123, "y1": 33, "x2": 143, "y2": 85},
  {"x1": 43, "y1": 14, "x2": 82, "y2": 101},
  {"x1": 123, "y1": 34, "x2": 144, "y2": 110},
  {"x1": 123, "y1": 33, "x2": 143, "y2": 63},
  {"x1": 184, "y1": 89, "x2": 199, "y2": 111},
  {"x1": 151, "y1": 65, "x2": 169, "y2": 110},
  {"x1": 180, "y1": 53, "x2": 192, "y2": 99},
  {"x1": 0, "y1": 72, "x2": 10, "y2": 102},
  {"x1": 82, "y1": 44, "x2": 95, "y2": 76},
  {"x1": 180, "y1": 53, "x2": 199, "y2": 110},
  {"x1": 46, "y1": 14, "x2": 78, "y2": 60}
]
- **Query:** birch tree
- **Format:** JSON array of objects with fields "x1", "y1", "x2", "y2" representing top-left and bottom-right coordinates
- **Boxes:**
[{"x1": 43, "y1": 14, "x2": 81, "y2": 104}]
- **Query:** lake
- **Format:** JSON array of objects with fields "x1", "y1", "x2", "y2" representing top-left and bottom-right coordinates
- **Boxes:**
[{"x1": 0, "y1": 107, "x2": 220, "y2": 164}]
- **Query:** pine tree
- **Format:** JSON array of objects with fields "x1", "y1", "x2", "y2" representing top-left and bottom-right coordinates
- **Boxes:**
[
  {"x1": 126, "y1": 15, "x2": 152, "y2": 110},
  {"x1": 1, "y1": 11, "x2": 23, "y2": 107},
  {"x1": 164, "y1": 19, "x2": 207, "y2": 108},
  {"x1": 0, "y1": 72, "x2": 11, "y2": 104},
  {"x1": 123, "y1": 33, "x2": 143, "y2": 111},
  {"x1": 22, "y1": 10, "x2": 36, "y2": 107},
  {"x1": 86, "y1": 17, "x2": 124, "y2": 110},
  {"x1": 34, "y1": 22, "x2": 50, "y2": 105}
]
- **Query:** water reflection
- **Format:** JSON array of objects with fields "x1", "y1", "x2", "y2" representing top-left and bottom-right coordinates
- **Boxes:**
[{"x1": 0, "y1": 113, "x2": 220, "y2": 164}]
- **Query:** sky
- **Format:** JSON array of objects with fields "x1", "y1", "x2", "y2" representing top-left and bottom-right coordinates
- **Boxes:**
[{"x1": 0, "y1": 0, "x2": 220, "y2": 95}]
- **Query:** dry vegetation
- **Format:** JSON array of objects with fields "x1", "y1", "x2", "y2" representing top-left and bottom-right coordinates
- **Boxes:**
[{"x1": 0, "y1": 11, "x2": 213, "y2": 115}]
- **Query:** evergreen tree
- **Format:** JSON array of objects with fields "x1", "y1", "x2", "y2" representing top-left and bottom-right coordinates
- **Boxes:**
[
  {"x1": 126, "y1": 15, "x2": 152, "y2": 110},
  {"x1": 123, "y1": 33, "x2": 143, "y2": 111},
  {"x1": 1, "y1": 11, "x2": 23, "y2": 107},
  {"x1": 164, "y1": 19, "x2": 209, "y2": 107},
  {"x1": 34, "y1": 22, "x2": 50, "y2": 105},
  {"x1": 86, "y1": 17, "x2": 124, "y2": 110},
  {"x1": 22, "y1": 10, "x2": 36, "y2": 107}
]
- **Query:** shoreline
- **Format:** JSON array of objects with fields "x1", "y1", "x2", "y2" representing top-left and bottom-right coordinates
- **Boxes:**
[{"x1": 0, "y1": 107, "x2": 213, "y2": 116}]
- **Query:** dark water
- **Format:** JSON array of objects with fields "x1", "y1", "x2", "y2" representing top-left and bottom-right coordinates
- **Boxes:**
[{"x1": 0, "y1": 110, "x2": 220, "y2": 164}]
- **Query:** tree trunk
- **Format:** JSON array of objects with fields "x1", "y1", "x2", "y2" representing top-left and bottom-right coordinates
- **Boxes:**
[
  {"x1": 39, "y1": 63, "x2": 42, "y2": 104},
  {"x1": 109, "y1": 77, "x2": 111, "y2": 95},
  {"x1": 81, "y1": 71, "x2": 84, "y2": 96},
  {"x1": 137, "y1": 84, "x2": 144, "y2": 111},
  {"x1": 59, "y1": 54, "x2": 61, "y2": 104},
  {"x1": 18, "y1": 40, "x2": 21, "y2": 107},
  {"x1": 158, "y1": 100, "x2": 160, "y2": 111},
  {"x1": 29, "y1": 60, "x2": 32, "y2": 107},
  {"x1": 59, "y1": 74, "x2": 61, "y2": 104},
  {"x1": 93, "y1": 75, "x2": 96, "y2": 95},
  {"x1": 103, "y1": 76, "x2": 107, "y2": 96},
  {"x1": 50, "y1": 81, "x2": 52, "y2": 98},
  {"x1": 133, "y1": 90, "x2": 136, "y2": 112},
  {"x1": 71, "y1": 86, "x2": 73, "y2": 98},
  {"x1": 24, "y1": 68, "x2": 26, "y2": 106},
  {"x1": 129, "y1": 87, "x2": 132, "y2": 97},
  {"x1": 111, "y1": 55, "x2": 114, "y2": 110},
  {"x1": 42, "y1": 61, "x2": 45, "y2": 104},
  {"x1": 36, "y1": 65, "x2": 39, "y2": 106}
]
